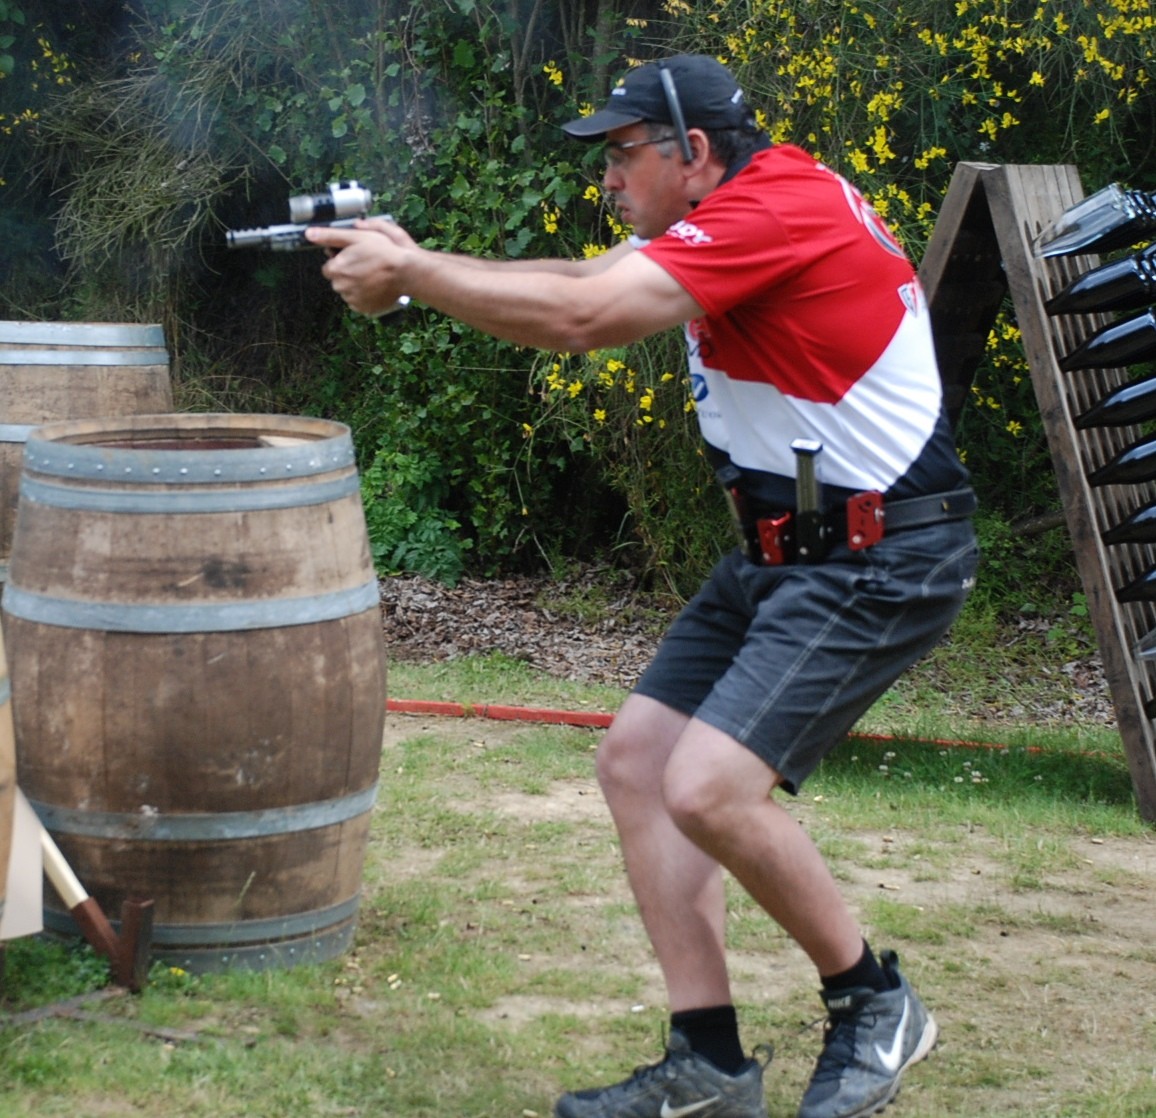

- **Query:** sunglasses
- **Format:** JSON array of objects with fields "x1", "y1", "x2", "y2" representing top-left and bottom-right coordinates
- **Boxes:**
[{"x1": 601, "y1": 134, "x2": 678, "y2": 170}]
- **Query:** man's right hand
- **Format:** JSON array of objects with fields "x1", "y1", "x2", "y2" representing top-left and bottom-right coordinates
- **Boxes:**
[{"x1": 308, "y1": 218, "x2": 414, "y2": 318}]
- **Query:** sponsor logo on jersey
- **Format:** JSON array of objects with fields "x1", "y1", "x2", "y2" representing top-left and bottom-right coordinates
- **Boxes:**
[
  {"x1": 817, "y1": 162, "x2": 907, "y2": 260},
  {"x1": 898, "y1": 280, "x2": 921, "y2": 315},
  {"x1": 687, "y1": 318, "x2": 716, "y2": 362},
  {"x1": 666, "y1": 219, "x2": 714, "y2": 246}
]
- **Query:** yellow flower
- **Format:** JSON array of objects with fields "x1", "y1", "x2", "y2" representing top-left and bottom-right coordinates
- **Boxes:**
[
  {"x1": 914, "y1": 145, "x2": 947, "y2": 170},
  {"x1": 583, "y1": 184, "x2": 601, "y2": 203},
  {"x1": 542, "y1": 61, "x2": 564, "y2": 87},
  {"x1": 870, "y1": 125, "x2": 895, "y2": 162}
]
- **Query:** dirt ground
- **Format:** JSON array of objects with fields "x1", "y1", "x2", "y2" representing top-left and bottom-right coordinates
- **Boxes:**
[{"x1": 381, "y1": 712, "x2": 1156, "y2": 1118}]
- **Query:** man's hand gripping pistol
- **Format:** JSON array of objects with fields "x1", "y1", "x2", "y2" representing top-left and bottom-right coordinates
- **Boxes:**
[{"x1": 225, "y1": 179, "x2": 410, "y2": 316}]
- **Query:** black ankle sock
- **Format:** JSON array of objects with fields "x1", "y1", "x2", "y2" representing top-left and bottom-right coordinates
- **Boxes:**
[
  {"x1": 670, "y1": 1005, "x2": 746, "y2": 1076},
  {"x1": 820, "y1": 941, "x2": 894, "y2": 994}
]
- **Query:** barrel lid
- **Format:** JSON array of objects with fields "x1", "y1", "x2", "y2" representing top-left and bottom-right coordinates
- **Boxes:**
[
  {"x1": 0, "y1": 320, "x2": 166, "y2": 348},
  {"x1": 0, "y1": 348, "x2": 169, "y2": 366},
  {"x1": 23, "y1": 413, "x2": 356, "y2": 484}
]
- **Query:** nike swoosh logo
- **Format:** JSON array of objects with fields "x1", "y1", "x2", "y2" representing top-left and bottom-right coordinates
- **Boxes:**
[
  {"x1": 660, "y1": 1097, "x2": 721, "y2": 1118},
  {"x1": 874, "y1": 997, "x2": 910, "y2": 1074}
]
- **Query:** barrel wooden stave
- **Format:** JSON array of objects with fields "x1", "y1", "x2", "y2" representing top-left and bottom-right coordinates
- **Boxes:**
[
  {"x1": 8, "y1": 620, "x2": 384, "y2": 813},
  {"x1": 7, "y1": 492, "x2": 371, "y2": 605},
  {"x1": 45, "y1": 817, "x2": 372, "y2": 928},
  {"x1": 0, "y1": 361, "x2": 172, "y2": 425}
]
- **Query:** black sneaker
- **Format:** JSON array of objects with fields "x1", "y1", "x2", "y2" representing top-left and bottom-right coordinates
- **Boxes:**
[
  {"x1": 555, "y1": 1028, "x2": 771, "y2": 1118},
  {"x1": 797, "y1": 951, "x2": 937, "y2": 1118}
]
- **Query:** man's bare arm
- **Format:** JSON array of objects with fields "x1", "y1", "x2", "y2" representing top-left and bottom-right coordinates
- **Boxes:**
[
  {"x1": 308, "y1": 222, "x2": 702, "y2": 351},
  {"x1": 435, "y1": 238, "x2": 634, "y2": 277}
]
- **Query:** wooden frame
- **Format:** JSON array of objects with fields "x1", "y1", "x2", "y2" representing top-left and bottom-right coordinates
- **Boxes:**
[{"x1": 919, "y1": 161, "x2": 1156, "y2": 821}]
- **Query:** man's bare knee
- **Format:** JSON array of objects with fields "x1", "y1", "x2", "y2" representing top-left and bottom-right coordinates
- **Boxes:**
[{"x1": 594, "y1": 695, "x2": 689, "y2": 802}]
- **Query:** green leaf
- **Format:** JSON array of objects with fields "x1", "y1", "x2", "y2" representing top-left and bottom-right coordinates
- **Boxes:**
[{"x1": 452, "y1": 40, "x2": 475, "y2": 70}]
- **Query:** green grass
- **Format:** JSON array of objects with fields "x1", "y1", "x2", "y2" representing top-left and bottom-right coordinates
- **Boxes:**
[
  {"x1": 2, "y1": 656, "x2": 1153, "y2": 1118},
  {"x1": 388, "y1": 650, "x2": 626, "y2": 715}
]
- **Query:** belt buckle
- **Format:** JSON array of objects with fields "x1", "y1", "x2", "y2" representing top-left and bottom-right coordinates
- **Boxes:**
[{"x1": 846, "y1": 491, "x2": 884, "y2": 551}]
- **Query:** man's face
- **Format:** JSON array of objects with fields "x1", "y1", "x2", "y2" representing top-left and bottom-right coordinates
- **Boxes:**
[{"x1": 600, "y1": 124, "x2": 692, "y2": 240}]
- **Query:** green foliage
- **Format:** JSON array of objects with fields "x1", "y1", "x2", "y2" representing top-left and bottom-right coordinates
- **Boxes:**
[
  {"x1": 360, "y1": 442, "x2": 473, "y2": 585},
  {"x1": 525, "y1": 334, "x2": 731, "y2": 595},
  {"x1": 0, "y1": 1, "x2": 26, "y2": 79},
  {"x1": 1, "y1": 936, "x2": 110, "y2": 1011},
  {"x1": 968, "y1": 508, "x2": 1084, "y2": 616}
]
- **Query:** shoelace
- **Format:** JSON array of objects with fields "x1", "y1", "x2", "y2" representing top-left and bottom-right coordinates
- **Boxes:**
[
  {"x1": 808, "y1": 1007, "x2": 882, "y2": 1084},
  {"x1": 601, "y1": 1049, "x2": 688, "y2": 1096}
]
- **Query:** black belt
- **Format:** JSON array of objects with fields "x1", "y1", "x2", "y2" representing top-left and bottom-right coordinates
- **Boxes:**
[
  {"x1": 852, "y1": 487, "x2": 976, "y2": 536},
  {"x1": 731, "y1": 487, "x2": 976, "y2": 566}
]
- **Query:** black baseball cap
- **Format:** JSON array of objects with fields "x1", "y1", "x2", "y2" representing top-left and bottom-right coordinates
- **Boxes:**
[{"x1": 562, "y1": 55, "x2": 755, "y2": 141}]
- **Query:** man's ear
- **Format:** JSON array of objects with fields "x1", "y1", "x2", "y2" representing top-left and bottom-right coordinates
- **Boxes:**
[{"x1": 685, "y1": 128, "x2": 711, "y2": 168}]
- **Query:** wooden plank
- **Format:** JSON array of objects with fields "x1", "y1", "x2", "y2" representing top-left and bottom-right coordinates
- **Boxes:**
[{"x1": 919, "y1": 163, "x2": 1008, "y2": 429}]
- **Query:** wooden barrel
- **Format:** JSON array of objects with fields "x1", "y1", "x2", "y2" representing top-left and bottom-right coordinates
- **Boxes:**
[
  {"x1": 0, "y1": 321, "x2": 174, "y2": 578},
  {"x1": 0, "y1": 629, "x2": 13, "y2": 933},
  {"x1": 2, "y1": 414, "x2": 386, "y2": 971}
]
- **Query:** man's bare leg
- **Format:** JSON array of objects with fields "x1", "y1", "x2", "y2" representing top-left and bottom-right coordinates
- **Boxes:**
[
  {"x1": 660, "y1": 716, "x2": 863, "y2": 976},
  {"x1": 595, "y1": 694, "x2": 733, "y2": 1011}
]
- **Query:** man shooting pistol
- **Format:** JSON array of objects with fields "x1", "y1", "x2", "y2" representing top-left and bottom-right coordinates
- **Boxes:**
[{"x1": 307, "y1": 55, "x2": 978, "y2": 1118}]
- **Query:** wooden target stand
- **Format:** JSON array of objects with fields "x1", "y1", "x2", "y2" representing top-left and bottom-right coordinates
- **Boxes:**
[{"x1": 919, "y1": 161, "x2": 1156, "y2": 822}]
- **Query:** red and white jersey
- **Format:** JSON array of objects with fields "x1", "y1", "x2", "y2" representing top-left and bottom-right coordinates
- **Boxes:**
[{"x1": 639, "y1": 145, "x2": 963, "y2": 501}]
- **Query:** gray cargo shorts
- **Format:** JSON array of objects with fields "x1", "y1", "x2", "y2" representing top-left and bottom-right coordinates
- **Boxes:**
[{"x1": 633, "y1": 517, "x2": 979, "y2": 793}]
